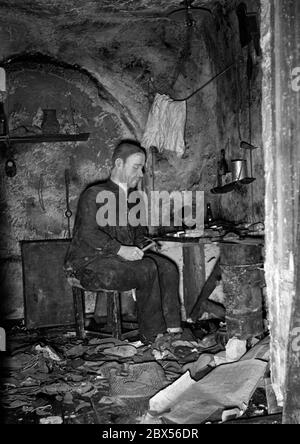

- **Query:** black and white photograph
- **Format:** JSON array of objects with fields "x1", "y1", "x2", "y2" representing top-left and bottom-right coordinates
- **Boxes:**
[{"x1": 0, "y1": 0, "x2": 299, "y2": 428}]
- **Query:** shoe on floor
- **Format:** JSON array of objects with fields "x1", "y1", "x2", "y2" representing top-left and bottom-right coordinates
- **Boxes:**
[
  {"x1": 151, "y1": 328, "x2": 196, "y2": 352},
  {"x1": 85, "y1": 317, "x2": 103, "y2": 332},
  {"x1": 139, "y1": 333, "x2": 159, "y2": 346}
]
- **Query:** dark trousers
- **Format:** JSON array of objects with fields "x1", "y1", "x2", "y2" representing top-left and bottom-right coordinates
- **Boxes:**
[{"x1": 75, "y1": 252, "x2": 182, "y2": 341}]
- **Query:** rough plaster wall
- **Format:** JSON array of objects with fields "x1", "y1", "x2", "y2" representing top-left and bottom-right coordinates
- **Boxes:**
[
  {"x1": 262, "y1": 0, "x2": 299, "y2": 407},
  {"x1": 0, "y1": 64, "x2": 131, "y2": 318},
  {"x1": 150, "y1": 0, "x2": 264, "y2": 226},
  {"x1": 0, "y1": 0, "x2": 264, "y2": 318},
  {"x1": 0, "y1": 8, "x2": 186, "y2": 318},
  {"x1": 216, "y1": 0, "x2": 264, "y2": 224},
  {"x1": 0, "y1": 5, "x2": 190, "y2": 137}
]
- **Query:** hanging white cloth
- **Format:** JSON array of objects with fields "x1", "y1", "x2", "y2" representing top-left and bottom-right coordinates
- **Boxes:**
[{"x1": 141, "y1": 93, "x2": 186, "y2": 157}]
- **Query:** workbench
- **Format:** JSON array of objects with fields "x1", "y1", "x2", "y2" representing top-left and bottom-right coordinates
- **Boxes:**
[{"x1": 155, "y1": 231, "x2": 264, "y2": 323}]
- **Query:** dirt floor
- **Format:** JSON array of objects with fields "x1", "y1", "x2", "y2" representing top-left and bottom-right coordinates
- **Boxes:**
[{"x1": 0, "y1": 320, "x2": 282, "y2": 424}]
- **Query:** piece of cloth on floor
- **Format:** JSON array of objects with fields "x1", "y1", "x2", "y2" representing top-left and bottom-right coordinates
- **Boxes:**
[{"x1": 141, "y1": 93, "x2": 186, "y2": 157}]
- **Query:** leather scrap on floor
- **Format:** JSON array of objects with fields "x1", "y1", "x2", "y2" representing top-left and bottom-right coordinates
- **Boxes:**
[{"x1": 0, "y1": 324, "x2": 274, "y2": 424}]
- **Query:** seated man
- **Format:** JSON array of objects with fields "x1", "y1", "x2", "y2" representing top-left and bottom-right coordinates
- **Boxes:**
[{"x1": 64, "y1": 140, "x2": 182, "y2": 343}]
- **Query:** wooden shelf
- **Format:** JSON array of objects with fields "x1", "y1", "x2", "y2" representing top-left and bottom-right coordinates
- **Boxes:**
[
  {"x1": 0, "y1": 133, "x2": 90, "y2": 144},
  {"x1": 240, "y1": 141, "x2": 259, "y2": 150},
  {"x1": 210, "y1": 177, "x2": 256, "y2": 194}
]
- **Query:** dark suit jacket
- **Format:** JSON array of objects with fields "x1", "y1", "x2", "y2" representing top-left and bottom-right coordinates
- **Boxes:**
[{"x1": 65, "y1": 179, "x2": 147, "y2": 271}]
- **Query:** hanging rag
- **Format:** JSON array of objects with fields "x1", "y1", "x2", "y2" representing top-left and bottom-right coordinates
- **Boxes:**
[{"x1": 141, "y1": 93, "x2": 186, "y2": 157}]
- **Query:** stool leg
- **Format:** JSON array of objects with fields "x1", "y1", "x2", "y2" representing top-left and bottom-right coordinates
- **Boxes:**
[
  {"x1": 72, "y1": 287, "x2": 86, "y2": 339},
  {"x1": 107, "y1": 292, "x2": 113, "y2": 331},
  {"x1": 111, "y1": 291, "x2": 122, "y2": 339}
]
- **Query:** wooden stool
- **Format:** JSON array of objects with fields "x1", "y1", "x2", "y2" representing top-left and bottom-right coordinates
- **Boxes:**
[{"x1": 67, "y1": 277, "x2": 137, "y2": 340}]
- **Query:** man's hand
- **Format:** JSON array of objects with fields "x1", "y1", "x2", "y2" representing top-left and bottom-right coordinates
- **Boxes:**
[{"x1": 117, "y1": 245, "x2": 144, "y2": 261}]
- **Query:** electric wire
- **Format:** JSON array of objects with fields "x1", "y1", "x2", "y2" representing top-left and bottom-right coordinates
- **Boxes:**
[{"x1": 170, "y1": 61, "x2": 236, "y2": 102}]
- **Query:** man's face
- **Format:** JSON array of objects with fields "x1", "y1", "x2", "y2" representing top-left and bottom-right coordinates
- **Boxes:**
[{"x1": 118, "y1": 152, "x2": 145, "y2": 188}]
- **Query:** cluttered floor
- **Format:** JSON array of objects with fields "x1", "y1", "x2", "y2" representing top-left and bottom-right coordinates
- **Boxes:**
[{"x1": 0, "y1": 319, "x2": 282, "y2": 425}]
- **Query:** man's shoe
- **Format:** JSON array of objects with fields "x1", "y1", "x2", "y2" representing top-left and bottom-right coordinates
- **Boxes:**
[
  {"x1": 85, "y1": 317, "x2": 104, "y2": 332},
  {"x1": 139, "y1": 333, "x2": 158, "y2": 346}
]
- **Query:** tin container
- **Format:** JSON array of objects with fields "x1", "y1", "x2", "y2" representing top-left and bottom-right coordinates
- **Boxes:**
[{"x1": 231, "y1": 159, "x2": 248, "y2": 182}]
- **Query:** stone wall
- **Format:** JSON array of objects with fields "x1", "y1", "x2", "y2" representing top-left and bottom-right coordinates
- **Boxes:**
[{"x1": 0, "y1": 0, "x2": 264, "y2": 319}]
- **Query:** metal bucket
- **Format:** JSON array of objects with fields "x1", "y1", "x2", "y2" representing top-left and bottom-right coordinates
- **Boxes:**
[{"x1": 231, "y1": 159, "x2": 248, "y2": 181}]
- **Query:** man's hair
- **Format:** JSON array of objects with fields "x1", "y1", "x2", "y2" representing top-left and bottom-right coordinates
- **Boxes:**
[{"x1": 112, "y1": 140, "x2": 146, "y2": 165}]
